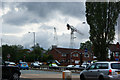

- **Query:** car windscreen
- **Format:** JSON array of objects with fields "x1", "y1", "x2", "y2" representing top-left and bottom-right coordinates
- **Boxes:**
[
  {"x1": 111, "y1": 63, "x2": 120, "y2": 69},
  {"x1": 21, "y1": 63, "x2": 27, "y2": 65}
]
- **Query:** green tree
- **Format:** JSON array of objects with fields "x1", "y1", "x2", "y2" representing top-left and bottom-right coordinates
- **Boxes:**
[
  {"x1": 86, "y1": 2, "x2": 120, "y2": 60},
  {"x1": 80, "y1": 40, "x2": 93, "y2": 52},
  {"x1": 2, "y1": 44, "x2": 24, "y2": 62},
  {"x1": 47, "y1": 55, "x2": 54, "y2": 60},
  {"x1": 2, "y1": 44, "x2": 53, "y2": 62},
  {"x1": 31, "y1": 43, "x2": 47, "y2": 61},
  {"x1": 41, "y1": 54, "x2": 54, "y2": 62}
]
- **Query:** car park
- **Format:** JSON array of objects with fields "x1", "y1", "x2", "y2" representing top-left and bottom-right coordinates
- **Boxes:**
[
  {"x1": 18, "y1": 62, "x2": 29, "y2": 70},
  {"x1": 2, "y1": 60, "x2": 21, "y2": 80},
  {"x1": 80, "y1": 61, "x2": 120, "y2": 80}
]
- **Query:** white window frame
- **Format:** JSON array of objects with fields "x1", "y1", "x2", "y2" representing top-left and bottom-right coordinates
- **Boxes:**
[{"x1": 73, "y1": 54, "x2": 78, "y2": 57}]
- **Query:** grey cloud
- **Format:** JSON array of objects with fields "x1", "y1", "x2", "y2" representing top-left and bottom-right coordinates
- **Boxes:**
[
  {"x1": 2, "y1": 35, "x2": 22, "y2": 45},
  {"x1": 20, "y1": 2, "x2": 85, "y2": 19},
  {"x1": 2, "y1": 2, "x2": 89, "y2": 49},
  {"x1": 21, "y1": 30, "x2": 54, "y2": 49},
  {"x1": 3, "y1": 2, "x2": 85, "y2": 26},
  {"x1": 2, "y1": 24, "x2": 24, "y2": 34},
  {"x1": 75, "y1": 23, "x2": 90, "y2": 42},
  {"x1": 2, "y1": 4, "x2": 36, "y2": 26},
  {"x1": 40, "y1": 24, "x2": 53, "y2": 30},
  {"x1": 3, "y1": 12, "x2": 29, "y2": 26}
]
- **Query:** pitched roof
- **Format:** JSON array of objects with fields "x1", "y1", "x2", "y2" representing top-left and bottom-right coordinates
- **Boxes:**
[
  {"x1": 53, "y1": 47, "x2": 84, "y2": 54},
  {"x1": 108, "y1": 44, "x2": 120, "y2": 52}
]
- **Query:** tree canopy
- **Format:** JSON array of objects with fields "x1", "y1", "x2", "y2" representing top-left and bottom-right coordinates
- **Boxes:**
[
  {"x1": 86, "y1": 1, "x2": 120, "y2": 60},
  {"x1": 2, "y1": 44, "x2": 53, "y2": 62},
  {"x1": 80, "y1": 40, "x2": 93, "y2": 52}
]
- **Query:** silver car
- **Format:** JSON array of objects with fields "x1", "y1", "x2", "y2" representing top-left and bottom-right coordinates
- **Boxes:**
[{"x1": 80, "y1": 61, "x2": 120, "y2": 80}]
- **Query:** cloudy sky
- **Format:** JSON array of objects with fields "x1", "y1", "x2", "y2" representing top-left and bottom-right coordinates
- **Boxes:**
[{"x1": 1, "y1": 2, "x2": 119, "y2": 50}]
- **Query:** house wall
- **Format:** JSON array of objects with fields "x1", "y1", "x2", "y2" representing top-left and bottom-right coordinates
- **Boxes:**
[
  {"x1": 48, "y1": 49, "x2": 61, "y2": 62},
  {"x1": 48, "y1": 49, "x2": 93, "y2": 66}
]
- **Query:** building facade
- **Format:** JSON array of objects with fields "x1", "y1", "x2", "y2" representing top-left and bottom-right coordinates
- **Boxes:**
[
  {"x1": 108, "y1": 42, "x2": 120, "y2": 61},
  {"x1": 48, "y1": 46, "x2": 93, "y2": 66}
]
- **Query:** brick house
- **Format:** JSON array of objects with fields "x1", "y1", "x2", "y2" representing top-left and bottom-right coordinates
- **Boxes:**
[
  {"x1": 108, "y1": 42, "x2": 120, "y2": 61},
  {"x1": 48, "y1": 46, "x2": 93, "y2": 66}
]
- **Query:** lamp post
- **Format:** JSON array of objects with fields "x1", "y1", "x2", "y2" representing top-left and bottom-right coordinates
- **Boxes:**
[
  {"x1": 28, "y1": 32, "x2": 35, "y2": 62},
  {"x1": 80, "y1": 53, "x2": 83, "y2": 66}
]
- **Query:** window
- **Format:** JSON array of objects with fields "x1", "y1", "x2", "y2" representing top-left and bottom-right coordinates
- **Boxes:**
[
  {"x1": 84, "y1": 53, "x2": 89, "y2": 57},
  {"x1": 75, "y1": 60, "x2": 80, "y2": 64},
  {"x1": 96, "y1": 63, "x2": 108, "y2": 69},
  {"x1": 62, "y1": 54, "x2": 66, "y2": 57},
  {"x1": 73, "y1": 54, "x2": 78, "y2": 57},
  {"x1": 89, "y1": 64, "x2": 95, "y2": 69},
  {"x1": 60, "y1": 60, "x2": 65, "y2": 63},
  {"x1": 72, "y1": 59, "x2": 74, "y2": 62},
  {"x1": 115, "y1": 52, "x2": 119, "y2": 57},
  {"x1": 111, "y1": 63, "x2": 120, "y2": 69}
]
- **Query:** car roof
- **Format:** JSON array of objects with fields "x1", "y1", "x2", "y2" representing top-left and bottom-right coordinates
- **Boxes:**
[
  {"x1": 5, "y1": 61, "x2": 15, "y2": 64},
  {"x1": 19, "y1": 62, "x2": 27, "y2": 63}
]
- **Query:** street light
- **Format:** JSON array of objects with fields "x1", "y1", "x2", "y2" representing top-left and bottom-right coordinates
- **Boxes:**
[{"x1": 28, "y1": 32, "x2": 35, "y2": 62}]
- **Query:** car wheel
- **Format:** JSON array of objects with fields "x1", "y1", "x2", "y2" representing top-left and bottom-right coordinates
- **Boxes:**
[
  {"x1": 11, "y1": 73, "x2": 20, "y2": 80},
  {"x1": 99, "y1": 76, "x2": 104, "y2": 80},
  {"x1": 80, "y1": 74, "x2": 86, "y2": 80}
]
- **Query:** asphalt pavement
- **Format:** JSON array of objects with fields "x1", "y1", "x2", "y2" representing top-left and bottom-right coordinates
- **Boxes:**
[{"x1": 20, "y1": 70, "x2": 80, "y2": 80}]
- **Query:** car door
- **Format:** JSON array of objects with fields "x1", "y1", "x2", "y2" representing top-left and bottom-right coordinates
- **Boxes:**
[
  {"x1": 95, "y1": 63, "x2": 109, "y2": 78},
  {"x1": 84, "y1": 63, "x2": 97, "y2": 79},
  {"x1": 2, "y1": 65, "x2": 11, "y2": 79}
]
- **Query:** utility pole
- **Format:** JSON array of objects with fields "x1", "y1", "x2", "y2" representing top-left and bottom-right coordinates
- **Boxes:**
[{"x1": 28, "y1": 32, "x2": 35, "y2": 62}]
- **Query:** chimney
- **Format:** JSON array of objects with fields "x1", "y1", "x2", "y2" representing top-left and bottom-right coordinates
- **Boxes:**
[{"x1": 52, "y1": 45, "x2": 57, "y2": 49}]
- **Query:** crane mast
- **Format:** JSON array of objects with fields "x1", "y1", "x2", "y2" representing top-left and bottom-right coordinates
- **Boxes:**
[
  {"x1": 66, "y1": 24, "x2": 83, "y2": 48},
  {"x1": 54, "y1": 27, "x2": 58, "y2": 46}
]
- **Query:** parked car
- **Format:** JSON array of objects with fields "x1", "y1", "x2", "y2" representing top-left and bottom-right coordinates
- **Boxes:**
[
  {"x1": 80, "y1": 61, "x2": 120, "y2": 80},
  {"x1": 47, "y1": 60, "x2": 61, "y2": 66},
  {"x1": 55, "y1": 60, "x2": 61, "y2": 66},
  {"x1": 2, "y1": 60, "x2": 21, "y2": 80},
  {"x1": 74, "y1": 65, "x2": 80, "y2": 68},
  {"x1": 31, "y1": 62, "x2": 41, "y2": 68},
  {"x1": 5, "y1": 61, "x2": 16, "y2": 66},
  {"x1": 67, "y1": 65, "x2": 74, "y2": 68},
  {"x1": 18, "y1": 62, "x2": 29, "y2": 70},
  {"x1": 49, "y1": 63, "x2": 58, "y2": 67},
  {"x1": 51, "y1": 64, "x2": 58, "y2": 67},
  {"x1": 81, "y1": 63, "x2": 90, "y2": 68}
]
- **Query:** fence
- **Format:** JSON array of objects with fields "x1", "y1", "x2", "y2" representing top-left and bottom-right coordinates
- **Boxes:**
[{"x1": 30, "y1": 65, "x2": 84, "y2": 73}]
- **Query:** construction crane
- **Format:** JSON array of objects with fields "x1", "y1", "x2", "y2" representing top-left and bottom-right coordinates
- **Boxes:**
[
  {"x1": 66, "y1": 24, "x2": 84, "y2": 48},
  {"x1": 53, "y1": 27, "x2": 58, "y2": 46}
]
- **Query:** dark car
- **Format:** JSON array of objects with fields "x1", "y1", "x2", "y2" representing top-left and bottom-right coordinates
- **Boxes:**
[{"x1": 2, "y1": 61, "x2": 21, "y2": 80}]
